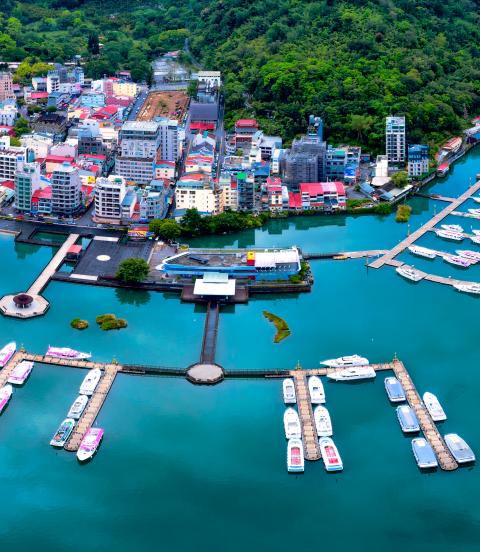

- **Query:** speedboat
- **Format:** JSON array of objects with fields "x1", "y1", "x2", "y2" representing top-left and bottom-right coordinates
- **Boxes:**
[
  {"x1": 46, "y1": 346, "x2": 91, "y2": 360},
  {"x1": 50, "y1": 418, "x2": 75, "y2": 447},
  {"x1": 444, "y1": 433, "x2": 475, "y2": 464},
  {"x1": 308, "y1": 376, "x2": 325, "y2": 404},
  {"x1": 327, "y1": 366, "x2": 376, "y2": 382},
  {"x1": 0, "y1": 341, "x2": 16, "y2": 367},
  {"x1": 471, "y1": 236, "x2": 480, "y2": 245},
  {"x1": 408, "y1": 245, "x2": 436, "y2": 259},
  {"x1": 314, "y1": 405, "x2": 333, "y2": 437},
  {"x1": 396, "y1": 405, "x2": 420, "y2": 433},
  {"x1": 443, "y1": 255, "x2": 472, "y2": 268},
  {"x1": 412, "y1": 438, "x2": 438, "y2": 469},
  {"x1": 441, "y1": 224, "x2": 464, "y2": 233},
  {"x1": 435, "y1": 229, "x2": 464, "y2": 241},
  {"x1": 320, "y1": 355, "x2": 369, "y2": 368},
  {"x1": 0, "y1": 384, "x2": 13, "y2": 414},
  {"x1": 77, "y1": 427, "x2": 104, "y2": 462},
  {"x1": 396, "y1": 265, "x2": 424, "y2": 282},
  {"x1": 67, "y1": 394, "x2": 89, "y2": 420},
  {"x1": 319, "y1": 437, "x2": 343, "y2": 472},
  {"x1": 454, "y1": 282, "x2": 480, "y2": 295},
  {"x1": 468, "y1": 208, "x2": 480, "y2": 215},
  {"x1": 283, "y1": 408, "x2": 301, "y2": 439},
  {"x1": 423, "y1": 392, "x2": 447, "y2": 422},
  {"x1": 7, "y1": 361, "x2": 33, "y2": 385},
  {"x1": 282, "y1": 378, "x2": 296, "y2": 404},
  {"x1": 287, "y1": 438, "x2": 304, "y2": 473},
  {"x1": 472, "y1": 197, "x2": 480, "y2": 204},
  {"x1": 79, "y1": 368, "x2": 102, "y2": 396},
  {"x1": 456, "y1": 250, "x2": 480, "y2": 262},
  {"x1": 384, "y1": 376, "x2": 406, "y2": 403},
  {"x1": 472, "y1": 229, "x2": 480, "y2": 236}
]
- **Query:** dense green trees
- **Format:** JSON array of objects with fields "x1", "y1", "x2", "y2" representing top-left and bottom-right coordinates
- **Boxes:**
[{"x1": 116, "y1": 258, "x2": 150, "y2": 283}]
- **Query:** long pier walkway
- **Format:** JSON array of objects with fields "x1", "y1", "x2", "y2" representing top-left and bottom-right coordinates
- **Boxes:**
[
  {"x1": 200, "y1": 301, "x2": 220, "y2": 364},
  {"x1": 0, "y1": 352, "x2": 26, "y2": 387},
  {"x1": 292, "y1": 371, "x2": 321, "y2": 461},
  {"x1": 370, "y1": 180, "x2": 480, "y2": 269}
]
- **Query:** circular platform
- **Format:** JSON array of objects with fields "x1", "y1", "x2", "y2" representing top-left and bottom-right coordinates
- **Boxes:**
[
  {"x1": 0, "y1": 293, "x2": 49, "y2": 318},
  {"x1": 186, "y1": 363, "x2": 224, "y2": 385}
]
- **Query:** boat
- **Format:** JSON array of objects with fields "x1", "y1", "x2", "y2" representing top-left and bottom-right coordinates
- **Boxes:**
[
  {"x1": 77, "y1": 427, "x2": 104, "y2": 462},
  {"x1": 456, "y1": 250, "x2": 480, "y2": 262},
  {"x1": 320, "y1": 354, "x2": 369, "y2": 368},
  {"x1": 471, "y1": 230, "x2": 480, "y2": 236},
  {"x1": 472, "y1": 197, "x2": 480, "y2": 204},
  {"x1": 471, "y1": 236, "x2": 480, "y2": 245},
  {"x1": 308, "y1": 376, "x2": 325, "y2": 404},
  {"x1": 327, "y1": 366, "x2": 376, "y2": 382},
  {"x1": 423, "y1": 392, "x2": 447, "y2": 422},
  {"x1": 396, "y1": 265, "x2": 424, "y2": 282},
  {"x1": 50, "y1": 417, "x2": 75, "y2": 447},
  {"x1": 436, "y1": 163, "x2": 449, "y2": 177},
  {"x1": 435, "y1": 229, "x2": 464, "y2": 241},
  {"x1": 396, "y1": 405, "x2": 420, "y2": 433},
  {"x1": 454, "y1": 282, "x2": 480, "y2": 295},
  {"x1": 0, "y1": 384, "x2": 13, "y2": 414},
  {"x1": 7, "y1": 360, "x2": 33, "y2": 385},
  {"x1": 287, "y1": 438, "x2": 304, "y2": 473},
  {"x1": 384, "y1": 377, "x2": 406, "y2": 403},
  {"x1": 0, "y1": 341, "x2": 16, "y2": 368},
  {"x1": 408, "y1": 245, "x2": 436, "y2": 259},
  {"x1": 444, "y1": 433, "x2": 475, "y2": 464},
  {"x1": 468, "y1": 208, "x2": 480, "y2": 215},
  {"x1": 319, "y1": 437, "x2": 343, "y2": 472},
  {"x1": 314, "y1": 405, "x2": 333, "y2": 437},
  {"x1": 282, "y1": 378, "x2": 296, "y2": 404},
  {"x1": 67, "y1": 394, "x2": 89, "y2": 420},
  {"x1": 283, "y1": 408, "x2": 301, "y2": 439},
  {"x1": 412, "y1": 438, "x2": 438, "y2": 469},
  {"x1": 441, "y1": 224, "x2": 464, "y2": 233},
  {"x1": 443, "y1": 255, "x2": 472, "y2": 268},
  {"x1": 46, "y1": 346, "x2": 91, "y2": 360},
  {"x1": 79, "y1": 368, "x2": 102, "y2": 396}
]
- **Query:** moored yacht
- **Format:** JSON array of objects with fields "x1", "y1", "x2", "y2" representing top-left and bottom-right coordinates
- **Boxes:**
[
  {"x1": 0, "y1": 342, "x2": 16, "y2": 368},
  {"x1": 444, "y1": 433, "x2": 475, "y2": 464},
  {"x1": 470, "y1": 236, "x2": 480, "y2": 245},
  {"x1": 468, "y1": 208, "x2": 480, "y2": 215},
  {"x1": 0, "y1": 384, "x2": 13, "y2": 414},
  {"x1": 282, "y1": 378, "x2": 296, "y2": 404},
  {"x1": 412, "y1": 438, "x2": 438, "y2": 469},
  {"x1": 308, "y1": 376, "x2": 325, "y2": 404},
  {"x1": 454, "y1": 282, "x2": 480, "y2": 295},
  {"x1": 396, "y1": 405, "x2": 420, "y2": 433},
  {"x1": 79, "y1": 368, "x2": 102, "y2": 396},
  {"x1": 319, "y1": 437, "x2": 343, "y2": 472},
  {"x1": 50, "y1": 418, "x2": 75, "y2": 447},
  {"x1": 472, "y1": 229, "x2": 480, "y2": 236},
  {"x1": 443, "y1": 255, "x2": 472, "y2": 268},
  {"x1": 327, "y1": 366, "x2": 376, "y2": 382},
  {"x1": 320, "y1": 354, "x2": 369, "y2": 368},
  {"x1": 67, "y1": 395, "x2": 89, "y2": 420},
  {"x1": 283, "y1": 408, "x2": 301, "y2": 439},
  {"x1": 7, "y1": 361, "x2": 33, "y2": 385},
  {"x1": 435, "y1": 229, "x2": 464, "y2": 241},
  {"x1": 456, "y1": 250, "x2": 480, "y2": 262},
  {"x1": 314, "y1": 405, "x2": 333, "y2": 437},
  {"x1": 287, "y1": 438, "x2": 304, "y2": 473},
  {"x1": 441, "y1": 224, "x2": 464, "y2": 233},
  {"x1": 408, "y1": 245, "x2": 436, "y2": 259},
  {"x1": 384, "y1": 377, "x2": 406, "y2": 403},
  {"x1": 46, "y1": 346, "x2": 91, "y2": 360},
  {"x1": 472, "y1": 197, "x2": 480, "y2": 204},
  {"x1": 423, "y1": 392, "x2": 447, "y2": 422},
  {"x1": 396, "y1": 265, "x2": 424, "y2": 282},
  {"x1": 77, "y1": 427, "x2": 104, "y2": 462}
]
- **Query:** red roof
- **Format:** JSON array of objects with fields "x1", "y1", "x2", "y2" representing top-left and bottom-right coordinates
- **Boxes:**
[
  {"x1": 438, "y1": 163, "x2": 449, "y2": 170},
  {"x1": 235, "y1": 119, "x2": 258, "y2": 128},
  {"x1": 288, "y1": 192, "x2": 302, "y2": 209},
  {"x1": 30, "y1": 92, "x2": 49, "y2": 100},
  {"x1": 267, "y1": 177, "x2": 282, "y2": 187},
  {"x1": 1, "y1": 180, "x2": 14, "y2": 190},
  {"x1": 68, "y1": 245, "x2": 82, "y2": 254},
  {"x1": 300, "y1": 182, "x2": 346, "y2": 195},
  {"x1": 45, "y1": 155, "x2": 74, "y2": 164},
  {"x1": 32, "y1": 187, "x2": 52, "y2": 200},
  {"x1": 190, "y1": 122, "x2": 215, "y2": 131}
]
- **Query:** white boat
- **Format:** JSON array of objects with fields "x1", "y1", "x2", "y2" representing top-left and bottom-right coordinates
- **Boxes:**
[
  {"x1": 319, "y1": 437, "x2": 343, "y2": 472},
  {"x1": 320, "y1": 354, "x2": 369, "y2": 368},
  {"x1": 435, "y1": 229, "x2": 464, "y2": 241},
  {"x1": 443, "y1": 255, "x2": 472, "y2": 268},
  {"x1": 384, "y1": 377, "x2": 406, "y2": 403},
  {"x1": 0, "y1": 384, "x2": 13, "y2": 414},
  {"x1": 282, "y1": 378, "x2": 296, "y2": 404},
  {"x1": 79, "y1": 368, "x2": 102, "y2": 396},
  {"x1": 454, "y1": 282, "x2": 480, "y2": 295},
  {"x1": 7, "y1": 361, "x2": 33, "y2": 385},
  {"x1": 67, "y1": 394, "x2": 89, "y2": 420},
  {"x1": 456, "y1": 250, "x2": 480, "y2": 262},
  {"x1": 408, "y1": 245, "x2": 436, "y2": 259},
  {"x1": 441, "y1": 224, "x2": 464, "y2": 233},
  {"x1": 50, "y1": 418, "x2": 75, "y2": 447},
  {"x1": 412, "y1": 438, "x2": 438, "y2": 469},
  {"x1": 0, "y1": 341, "x2": 16, "y2": 368},
  {"x1": 423, "y1": 392, "x2": 447, "y2": 422},
  {"x1": 314, "y1": 405, "x2": 333, "y2": 437},
  {"x1": 444, "y1": 433, "x2": 475, "y2": 464},
  {"x1": 396, "y1": 405, "x2": 420, "y2": 433},
  {"x1": 308, "y1": 376, "x2": 325, "y2": 404},
  {"x1": 396, "y1": 265, "x2": 424, "y2": 282},
  {"x1": 77, "y1": 427, "x2": 104, "y2": 462},
  {"x1": 471, "y1": 236, "x2": 480, "y2": 245},
  {"x1": 468, "y1": 208, "x2": 480, "y2": 215},
  {"x1": 472, "y1": 197, "x2": 480, "y2": 204},
  {"x1": 472, "y1": 229, "x2": 480, "y2": 236},
  {"x1": 283, "y1": 407, "x2": 301, "y2": 439},
  {"x1": 327, "y1": 366, "x2": 376, "y2": 382},
  {"x1": 287, "y1": 438, "x2": 304, "y2": 473},
  {"x1": 46, "y1": 346, "x2": 91, "y2": 360}
]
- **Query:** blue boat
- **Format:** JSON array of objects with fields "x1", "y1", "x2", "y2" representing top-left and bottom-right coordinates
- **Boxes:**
[
  {"x1": 412, "y1": 438, "x2": 438, "y2": 469},
  {"x1": 396, "y1": 405, "x2": 420, "y2": 433},
  {"x1": 384, "y1": 377, "x2": 406, "y2": 403}
]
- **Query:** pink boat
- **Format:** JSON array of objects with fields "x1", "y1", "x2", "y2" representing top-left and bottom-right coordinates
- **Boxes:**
[
  {"x1": 444, "y1": 255, "x2": 472, "y2": 268},
  {"x1": 77, "y1": 427, "x2": 104, "y2": 462},
  {"x1": 0, "y1": 384, "x2": 13, "y2": 414},
  {"x1": 8, "y1": 361, "x2": 34, "y2": 385},
  {"x1": 46, "y1": 346, "x2": 91, "y2": 360},
  {"x1": 0, "y1": 342, "x2": 16, "y2": 368},
  {"x1": 456, "y1": 250, "x2": 480, "y2": 262}
]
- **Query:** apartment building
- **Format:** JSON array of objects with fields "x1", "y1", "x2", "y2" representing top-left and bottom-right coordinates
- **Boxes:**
[
  {"x1": 51, "y1": 162, "x2": 81, "y2": 215},
  {"x1": 15, "y1": 161, "x2": 42, "y2": 212},
  {"x1": 407, "y1": 144, "x2": 429, "y2": 177},
  {"x1": 386, "y1": 116, "x2": 406, "y2": 164},
  {"x1": 94, "y1": 175, "x2": 127, "y2": 220}
]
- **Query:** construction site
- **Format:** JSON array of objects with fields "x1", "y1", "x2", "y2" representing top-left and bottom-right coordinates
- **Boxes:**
[{"x1": 136, "y1": 90, "x2": 189, "y2": 121}]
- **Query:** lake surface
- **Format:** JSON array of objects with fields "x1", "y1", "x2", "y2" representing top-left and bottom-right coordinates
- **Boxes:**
[{"x1": 1, "y1": 150, "x2": 480, "y2": 550}]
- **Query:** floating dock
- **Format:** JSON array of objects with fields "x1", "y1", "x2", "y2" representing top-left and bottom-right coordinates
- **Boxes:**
[{"x1": 292, "y1": 372, "x2": 321, "y2": 461}]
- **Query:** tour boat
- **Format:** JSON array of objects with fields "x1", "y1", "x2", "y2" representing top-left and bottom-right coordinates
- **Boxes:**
[
  {"x1": 444, "y1": 433, "x2": 475, "y2": 464},
  {"x1": 470, "y1": 236, "x2": 480, "y2": 245},
  {"x1": 0, "y1": 342, "x2": 16, "y2": 368},
  {"x1": 319, "y1": 437, "x2": 343, "y2": 472},
  {"x1": 46, "y1": 346, "x2": 91, "y2": 360},
  {"x1": 314, "y1": 405, "x2": 333, "y2": 437},
  {"x1": 50, "y1": 418, "x2": 75, "y2": 447},
  {"x1": 472, "y1": 197, "x2": 480, "y2": 204},
  {"x1": 320, "y1": 354, "x2": 369, "y2": 368},
  {"x1": 308, "y1": 376, "x2": 325, "y2": 404},
  {"x1": 283, "y1": 408, "x2": 301, "y2": 439},
  {"x1": 408, "y1": 245, "x2": 436, "y2": 259},
  {"x1": 77, "y1": 427, "x2": 104, "y2": 462},
  {"x1": 441, "y1": 224, "x2": 464, "y2": 233},
  {"x1": 0, "y1": 384, "x2": 13, "y2": 414},
  {"x1": 79, "y1": 368, "x2": 102, "y2": 396},
  {"x1": 327, "y1": 366, "x2": 376, "y2": 382},
  {"x1": 423, "y1": 392, "x2": 447, "y2": 422},
  {"x1": 412, "y1": 438, "x2": 438, "y2": 469},
  {"x1": 282, "y1": 378, "x2": 296, "y2": 404},
  {"x1": 67, "y1": 394, "x2": 89, "y2": 420},
  {"x1": 472, "y1": 229, "x2": 480, "y2": 236},
  {"x1": 396, "y1": 405, "x2": 420, "y2": 433},
  {"x1": 468, "y1": 208, "x2": 480, "y2": 215},
  {"x1": 287, "y1": 438, "x2": 304, "y2": 473},
  {"x1": 443, "y1": 255, "x2": 472, "y2": 268},
  {"x1": 435, "y1": 229, "x2": 464, "y2": 241},
  {"x1": 396, "y1": 265, "x2": 424, "y2": 282},
  {"x1": 454, "y1": 282, "x2": 480, "y2": 295},
  {"x1": 384, "y1": 376, "x2": 406, "y2": 403},
  {"x1": 7, "y1": 360, "x2": 34, "y2": 385},
  {"x1": 456, "y1": 250, "x2": 480, "y2": 262}
]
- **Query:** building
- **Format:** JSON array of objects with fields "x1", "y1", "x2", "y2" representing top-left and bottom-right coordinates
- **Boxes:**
[
  {"x1": 175, "y1": 185, "x2": 219, "y2": 215},
  {"x1": 386, "y1": 116, "x2": 406, "y2": 164},
  {"x1": 0, "y1": 148, "x2": 27, "y2": 181},
  {"x1": 120, "y1": 188, "x2": 137, "y2": 219},
  {"x1": 31, "y1": 186, "x2": 52, "y2": 214},
  {"x1": 112, "y1": 81, "x2": 138, "y2": 98},
  {"x1": 282, "y1": 136, "x2": 327, "y2": 190},
  {"x1": 46, "y1": 71, "x2": 60, "y2": 94},
  {"x1": 0, "y1": 73, "x2": 15, "y2": 101},
  {"x1": 81, "y1": 93, "x2": 106, "y2": 108},
  {"x1": 20, "y1": 133, "x2": 53, "y2": 159},
  {"x1": 289, "y1": 182, "x2": 346, "y2": 212},
  {"x1": 371, "y1": 155, "x2": 390, "y2": 187},
  {"x1": 94, "y1": 175, "x2": 127, "y2": 220},
  {"x1": 234, "y1": 119, "x2": 259, "y2": 147},
  {"x1": 264, "y1": 177, "x2": 283, "y2": 211},
  {"x1": 158, "y1": 119, "x2": 179, "y2": 162},
  {"x1": 189, "y1": 102, "x2": 219, "y2": 129},
  {"x1": 236, "y1": 172, "x2": 255, "y2": 210},
  {"x1": 196, "y1": 71, "x2": 221, "y2": 89},
  {"x1": 31, "y1": 112, "x2": 68, "y2": 138},
  {"x1": 408, "y1": 144, "x2": 429, "y2": 178},
  {"x1": 51, "y1": 162, "x2": 81, "y2": 215},
  {"x1": 139, "y1": 184, "x2": 171, "y2": 220},
  {"x1": 155, "y1": 160, "x2": 176, "y2": 180},
  {"x1": 0, "y1": 103, "x2": 17, "y2": 126},
  {"x1": 218, "y1": 175, "x2": 238, "y2": 211},
  {"x1": 14, "y1": 161, "x2": 42, "y2": 212},
  {"x1": 325, "y1": 145, "x2": 361, "y2": 181}
]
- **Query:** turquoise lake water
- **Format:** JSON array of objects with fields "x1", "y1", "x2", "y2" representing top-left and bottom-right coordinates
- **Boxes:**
[{"x1": 1, "y1": 149, "x2": 480, "y2": 550}]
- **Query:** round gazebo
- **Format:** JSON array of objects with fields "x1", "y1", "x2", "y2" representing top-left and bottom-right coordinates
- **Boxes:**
[{"x1": 13, "y1": 293, "x2": 34, "y2": 309}]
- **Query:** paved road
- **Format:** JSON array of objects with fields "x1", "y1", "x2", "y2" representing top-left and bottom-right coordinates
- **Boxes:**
[{"x1": 127, "y1": 90, "x2": 149, "y2": 121}]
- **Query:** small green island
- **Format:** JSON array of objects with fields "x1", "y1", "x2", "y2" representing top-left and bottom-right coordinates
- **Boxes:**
[
  {"x1": 96, "y1": 314, "x2": 128, "y2": 331},
  {"x1": 70, "y1": 318, "x2": 89, "y2": 330},
  {"x1": 396, "y1": 204, "x2": 412, "y2": 223},
  {"x1": 263, "y1": 311, "x2": 291, "y2": 343}
]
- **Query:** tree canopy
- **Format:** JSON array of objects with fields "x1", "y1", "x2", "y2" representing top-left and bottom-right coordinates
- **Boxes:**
[{"x1": 116, "y1": 258, "x2": 150, "y2": 283}]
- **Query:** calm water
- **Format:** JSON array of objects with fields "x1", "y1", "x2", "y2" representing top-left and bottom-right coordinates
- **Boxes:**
[{"x1": 1, "y1": 150, "x2": 480, "y2": 550}]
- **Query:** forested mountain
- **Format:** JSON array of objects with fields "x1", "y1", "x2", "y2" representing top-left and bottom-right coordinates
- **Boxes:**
[{"x1": 2, "y1": 0, "x2": 480, "y2": 150}]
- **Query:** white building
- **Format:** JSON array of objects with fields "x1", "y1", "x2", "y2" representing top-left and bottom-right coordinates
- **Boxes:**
[
  {"x1": 0, "y1": 103, "x2": 17, "y2": 126},
  {"x1": 94, "y1": 175, "x2": 127, "y2": 220},
  {"x1": 175, "y1": 186, "x2": 219, "y2": 214},
  {"x1": 20, "y1": 133, "x2": 53, "y2": 159},
  {"x1": 196, "y1": 71, "x2": 221, "y2": 89},
  {"x1": 0, "y1": 147, "x2": 27, "y2": 181},
  {"x1": 158, "y1": 119, "x2": 179, "y2": 162},
  {"x1": 51, "y1": 162, "x2": 81, "y2": 215},
  {"x1": 14, "y1": 161, "x2": 42, "y2": 212},
  {"x1": 386, "y1": 116, "x2": 406, "y2": 164},
  {"x1": 371, "y1": 155, "x2": 390, "y2": 187},
  {"x1": 112, "y1": 81, "x2": 138, "y2": 97},
  {"x1": 46, "y1": 71, "x2": 60, "y2": 94}
]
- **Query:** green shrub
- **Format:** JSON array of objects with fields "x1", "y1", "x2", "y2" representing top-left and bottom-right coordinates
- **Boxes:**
[
  {"x1": 100, "y1": 318, "x2": 128, "y2": 331},
  {"x1": 396, "y1": 204, "x2": 412, "y2": 223},
  {"x1": 70, "y1": 318, "x2": 88, "y2": 330},
  {"x1": 263, "y1": 311, "x2": 291, "y2": 343},
  {"x1": 96, "y1": 313, "x2": 116, "y2": 325}
]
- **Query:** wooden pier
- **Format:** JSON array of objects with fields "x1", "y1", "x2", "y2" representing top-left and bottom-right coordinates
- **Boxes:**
[
  {"x1": 0, "y1": 352, "x2": 26, "y2": 387},
  {"x1": 292, "y1": 371, "x2": 321, "y2": 461}
]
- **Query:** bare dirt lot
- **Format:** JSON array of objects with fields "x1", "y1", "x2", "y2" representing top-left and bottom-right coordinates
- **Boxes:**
[{"x1": 136, "y1": 91, "x2": 189, "y2": 121}]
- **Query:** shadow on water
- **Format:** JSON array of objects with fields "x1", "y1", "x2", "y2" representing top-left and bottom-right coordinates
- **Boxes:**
[
  {"x1": 14, "y1": 242, "x2": 41, "y2": 259},
  {"x1": 115, "y1": 288, "x2": 151, "y2": 307}
]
